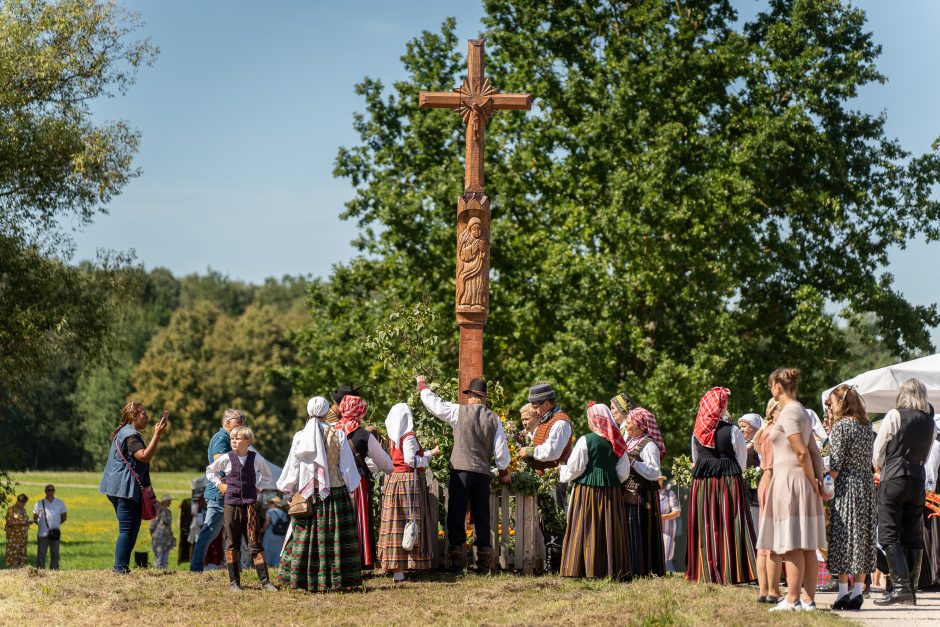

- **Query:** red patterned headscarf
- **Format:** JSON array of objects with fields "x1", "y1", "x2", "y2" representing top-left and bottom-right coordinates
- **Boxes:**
[
  {"x1": 694, "y1": 387, "x2": 731, "y2": 449},
  {"x1": 626, "y1": 407, "x2": 666, "y2": 456},
  {"x1": 335, "y1": 395, "x2": 367, "y2": 435},
  {"x1": 587, "y1": 403, "x2": 628, "y2": 458}
]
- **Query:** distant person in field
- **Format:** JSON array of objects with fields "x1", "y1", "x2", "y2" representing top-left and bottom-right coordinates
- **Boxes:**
[
  {"x1": 33, "y1": 484, "x2": 67, "y2": 570},
  {"x1": 189, "y1": 408, "x2": 246, "y2": 573},
  {"x1": 99, "y1": 402, "x2": 169, "y2": 573},
  {"x1": 206, "y1": 425, "x2": 276, "y2": 591},
  {"x1": 150, "y1": 495, "x2": 176, "y2": 569},
  {"x1": 4, "y1": 494, "x2": 33, "y2": 568},
  {"x1": 261, "y1": 496, "x2": 288, "y2": 568}
]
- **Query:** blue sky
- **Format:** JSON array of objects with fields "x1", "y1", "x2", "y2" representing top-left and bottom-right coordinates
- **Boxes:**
[{"x1": 76, "y1": 1, "x2": 939, "y2": 342}]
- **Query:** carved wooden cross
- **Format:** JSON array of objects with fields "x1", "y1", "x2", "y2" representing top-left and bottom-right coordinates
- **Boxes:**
[{"x1": 419, "y1": 39, "x2": 531, "y2": 402}]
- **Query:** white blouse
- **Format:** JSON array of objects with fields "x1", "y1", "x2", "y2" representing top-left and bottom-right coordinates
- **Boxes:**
[{"x1": 559, "y1": 435, "x2": 632, "y2": 484}]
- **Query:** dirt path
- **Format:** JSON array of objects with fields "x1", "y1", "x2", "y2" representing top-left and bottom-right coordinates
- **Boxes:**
[{"x1": 816, "y1": 589, "x2": 940, "y2": 625}]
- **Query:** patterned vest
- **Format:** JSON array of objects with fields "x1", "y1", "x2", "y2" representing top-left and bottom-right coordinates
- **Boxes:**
[
  {"x1": 623, "y1": 436, "x2": 658, "y2": 504},
  {"x1": 531, "y1": 409, "x2": 573, "y2": 474},
  {"x1": 224, "y1": 450, "x2": 257, "y2": 505}
]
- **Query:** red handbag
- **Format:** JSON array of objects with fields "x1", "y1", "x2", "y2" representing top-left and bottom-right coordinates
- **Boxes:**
[{"x1": 115, "y1": 437, "x2": 160, "y2": 520}]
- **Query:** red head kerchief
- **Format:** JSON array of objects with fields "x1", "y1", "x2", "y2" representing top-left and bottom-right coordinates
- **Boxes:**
[
  {"x1": 626, "y1": 407, "x2": 667, "y2": 456},
  {"x1": 335, "y1": 395, "x2": 367, "y2": 435},
  {"x1": 694, "y1": 387, "x2": 731, "y2": 449},
  {"x1": 587, "y1": 403, "x2": 628, "y2": 458}
]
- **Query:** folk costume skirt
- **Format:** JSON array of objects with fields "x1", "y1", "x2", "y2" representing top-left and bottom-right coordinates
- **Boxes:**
[
  {"x1": 377, "y1": 470, "x2": 435, "y2": 571},
  {"x1": 560, "y1": 484, "x2": 630, "y2": 579},
  {"x1": 625, "y1": 487, "x2": 665, "y2": 577},
  {"x1": 352, "y1": 473, "x2": 375, "y2": 569},
  {"x1": 686, "y1": 474, "x2": 757, "y2": 584},
  {"x1": 277, "y1": 491, "x2": 362, "y2": 592},
  {"x1": 921, "y1": 509, "x2": 940, "y2": 590}
]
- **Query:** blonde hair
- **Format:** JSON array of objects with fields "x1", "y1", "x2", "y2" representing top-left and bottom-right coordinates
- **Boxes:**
[
  {"x1": 896, "y1": 378, "x2": 930, "y2": 414},
  {"x1": 754, "y1": 398, "x2": 780, "y2": 444},
  {"x1": 230, "y1": 425, "x2": 254, "y2": 443}
]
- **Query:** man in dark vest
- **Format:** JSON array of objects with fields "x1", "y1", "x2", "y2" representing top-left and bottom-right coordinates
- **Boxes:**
[
  {"x1": 418, "y1": 375, "x2": 511, "y2": 574},
  {"x1": 873, "y1": 378, "x2": 936, "y2": 606}
]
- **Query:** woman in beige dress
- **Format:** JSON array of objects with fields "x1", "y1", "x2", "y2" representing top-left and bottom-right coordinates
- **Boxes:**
[{"x1": 757, "y1": 368, "x2": 827, "y2": 612}]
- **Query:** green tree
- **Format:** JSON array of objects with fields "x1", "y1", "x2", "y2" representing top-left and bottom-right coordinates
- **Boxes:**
[{"x1": 292, "y1": 0, "x2": 939, "y2": 456}]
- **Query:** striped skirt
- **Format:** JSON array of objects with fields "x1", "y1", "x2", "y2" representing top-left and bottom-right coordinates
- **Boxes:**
[
  {"x1": 377, "y1": 470, "x2": 435, "y2": 571},
  {"x1": 352, "y1": 474, "x2": 375, "y2": 569},
  {"x1": 560, "y1": 484, "x2": 631, "y2": 579},
  {"x1": 685, "y1": 474, "x2": 757, "y2": 584},
  {"x1": 277, "y1": 491, "x2": 362, "y2": 592},
  {"x1": 625, "y1": 487, "x2": 665, "y2": 577}
]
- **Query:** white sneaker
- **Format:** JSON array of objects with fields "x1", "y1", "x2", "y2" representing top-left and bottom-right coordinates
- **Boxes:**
[
  {"x1": 769, "y1": 599, "x2": 801, "y2": 612},
  {"x1": 799, "y1": 602, "x2": 817, "y2": 612}
]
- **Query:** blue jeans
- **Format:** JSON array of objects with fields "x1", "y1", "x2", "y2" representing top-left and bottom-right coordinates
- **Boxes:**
[
  {"x1": 189, "y1": 499, "x2": 224, "y2": 572},
  {"x1": 109, "y1": 495, "x2": 142, "y2": 573}
]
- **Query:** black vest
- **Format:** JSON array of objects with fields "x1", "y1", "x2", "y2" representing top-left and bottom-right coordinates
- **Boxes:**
[
  {"x1": 881, "y1": 408, "x2": 935, "y2": 483},
  {"x1": 348, "y1": 427, "x2": 371, "y2": 477},
  {"x1": 692, "y1": 421, "x2": 742, "y2": 478}
]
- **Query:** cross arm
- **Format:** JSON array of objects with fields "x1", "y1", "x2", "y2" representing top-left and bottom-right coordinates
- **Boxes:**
[
  {"x1": 419, "y1": 91, "x2": 463, "y2": 108},
  {"x1": 491, "y1": 93, "x2": 532, "y2": 111}
]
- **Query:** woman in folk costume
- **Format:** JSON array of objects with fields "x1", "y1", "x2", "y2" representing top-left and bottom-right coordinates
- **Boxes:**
[
  {"x1": 686, "y1": 387, "x2": 757, "y2": 585},
  {"x1": 276, "y1": 396, "x2": 363, "y2": 592},
  {"x1": 559, "y1": 403, "x2": 632, "y2": 579},
  {"x1": 377, "y1": 403, "x2": 440, "y2": 583},
  {"x1": 622, "y1": 406, "x2": 667, "y2": 577},
  {"x1": 334, "y1": 394, "x2": 393, "y2": 571}
]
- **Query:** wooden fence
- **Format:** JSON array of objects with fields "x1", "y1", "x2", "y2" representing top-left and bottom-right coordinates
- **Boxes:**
[{"x1": 422, "y1": 470, "x2": 545, "y2": 574}]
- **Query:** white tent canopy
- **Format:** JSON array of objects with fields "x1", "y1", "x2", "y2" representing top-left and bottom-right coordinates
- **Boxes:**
[{"x1": 822, "y1": 353, "x2": 940, "y2": 414}]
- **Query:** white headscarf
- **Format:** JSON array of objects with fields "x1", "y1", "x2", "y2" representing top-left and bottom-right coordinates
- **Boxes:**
[
  {"x1": 738, "y1": 413, "x2": 763, "y2": 432},
  {"x1": 296, "y1": 396, "x2": 331, "y2": 500},
  {"x1": 385, "y1": 403, "x2": 415, "y2": 447}
]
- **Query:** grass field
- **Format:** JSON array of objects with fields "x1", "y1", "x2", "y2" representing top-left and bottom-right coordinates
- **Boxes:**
[
  {"x1": 0, "y1": 569, "x2": 849, "y2": 626},
  {"x1": 0, "y1": 472, "x2": 850, "y2": 625},
  {"x1": 1, "y1": 471, "x2": 198, "y2": 570}
]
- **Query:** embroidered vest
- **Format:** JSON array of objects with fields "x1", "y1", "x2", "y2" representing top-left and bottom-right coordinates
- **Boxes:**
[
  {"x1": 531, "y1": 409, "x2": 573, "y2": 474},
  {"x1": 224, "y1": 451, "x2": 257, "y2": 505},
  {"x1": 391, "y1": 432, "x2": 425, "y2": 473},
  {"x1": 624, "y1": 436, "x2": 658, "y2": 503}
]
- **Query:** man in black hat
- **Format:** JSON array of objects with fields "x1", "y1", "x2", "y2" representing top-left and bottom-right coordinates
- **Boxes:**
[{"x1": 417, "y1": 375, "x2": 511, "y2": 574}]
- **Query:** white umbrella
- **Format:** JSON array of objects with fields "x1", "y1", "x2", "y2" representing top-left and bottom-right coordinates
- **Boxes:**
[{"x1": 821, "y1": 353, "x2": 940, "y2": 413}]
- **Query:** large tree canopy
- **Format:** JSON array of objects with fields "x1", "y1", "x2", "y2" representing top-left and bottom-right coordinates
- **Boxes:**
[
  {"x1": 291, "y1": 0, "x2": 940, "y2": 454},
  {"x1": 0, "y1": 0, "x2": 155, "y2": 388}
]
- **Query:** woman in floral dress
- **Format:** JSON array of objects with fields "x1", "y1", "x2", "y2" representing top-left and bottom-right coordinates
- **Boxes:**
[
  {"x1": 826, "y1": 385, "x2": 876, "y2": 610},
  {"x1": 4, "y1": 494, "x2": 32, "y2": 567}
]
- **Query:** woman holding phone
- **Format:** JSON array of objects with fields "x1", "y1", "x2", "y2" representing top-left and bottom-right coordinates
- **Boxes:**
[{"x1": 99, "y1": 402, "x2": 169, "y2": 573}]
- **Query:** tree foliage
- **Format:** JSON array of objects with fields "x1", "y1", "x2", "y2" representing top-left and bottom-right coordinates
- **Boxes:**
[{"x1": 291, "y1": 0, "x2": 939, "y2": 457}]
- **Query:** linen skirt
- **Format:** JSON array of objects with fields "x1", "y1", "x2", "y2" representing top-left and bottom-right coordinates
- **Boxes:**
[
  {"x1": 756, "y1": 462, "x2": 826, "y2": 554},
  {"x1": 277, "y1": 491, "x2": 362, "y2": 592},
  {"x1": 685, "y1": 474, "x2": 757, "y2": 584},
  {"x1": 625, "y1": 487, "x2": 665, "y2": 577},
  {"x1": 377, "y1": 470, "x2": 435, "y2": 571},
  {"x1": 560, "y1": 483, "x2": 630, "y2": 579}
]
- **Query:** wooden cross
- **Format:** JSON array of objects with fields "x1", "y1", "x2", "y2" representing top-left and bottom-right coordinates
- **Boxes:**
[{"x1": 419, "y1": 39, "x2": 531, "y2": 402}]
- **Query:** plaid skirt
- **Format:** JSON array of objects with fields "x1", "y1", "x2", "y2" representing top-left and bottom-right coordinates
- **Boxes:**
[
  {"x1": 277, "y1": 490, "x2": 362, "y2": 592},
  {"x1": 377, "y1": 470, "x2": 435, "y2": 571}
]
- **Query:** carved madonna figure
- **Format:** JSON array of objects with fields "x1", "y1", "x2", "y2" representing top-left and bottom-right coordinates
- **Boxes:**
[{"x1": 456, "y1": 216, "x2": 487, "y2": 310}]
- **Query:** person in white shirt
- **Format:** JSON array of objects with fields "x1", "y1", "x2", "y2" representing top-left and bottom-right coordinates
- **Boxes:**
[
  {"x1": 623, "y1": 406, "x2": 666, "y2": 577},
  {"x1": 33, "y1": 484, "x2": 66, "y2": 570},
  {"x1": 205, "y1": 425, "x2": 275, "y2": 592},
  {"x1": 418, "y1": 375, "x2": 510, "y2": 574}
]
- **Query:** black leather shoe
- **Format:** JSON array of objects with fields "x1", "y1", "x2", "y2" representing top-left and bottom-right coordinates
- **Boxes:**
[
  {"x1": 831, "y1": 594, "x2": 851, "y2": 610},
  {"x1": 763, "y1": 596, "x2": 780, "y2": 604},
  {"x1": 847, "y1": 594, "x2": 864, "y2": 610},
  {"x1": 756, "y1": 595, "x2": 768, "y2": 603}
]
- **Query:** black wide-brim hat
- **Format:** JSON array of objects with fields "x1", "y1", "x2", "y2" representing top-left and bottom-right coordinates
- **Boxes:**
[{"x1": 462, "y1": 377, "x2": 487, "y2": 399}]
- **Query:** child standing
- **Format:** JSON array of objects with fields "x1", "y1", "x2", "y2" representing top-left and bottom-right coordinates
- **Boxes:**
[
  {"x1": 149, "y1": 495, "x2": 176, "y2": 569},
  {"x1": 206, "y1": 426, "x2": 276, "y2": 591}
]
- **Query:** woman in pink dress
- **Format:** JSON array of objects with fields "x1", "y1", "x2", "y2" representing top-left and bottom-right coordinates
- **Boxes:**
[{"x1": 754, "y1": 399, "x2": 782, "y2": 602}]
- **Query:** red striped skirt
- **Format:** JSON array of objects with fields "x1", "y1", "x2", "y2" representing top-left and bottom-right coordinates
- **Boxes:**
[
  {"x1": 352, "y1": 474, "x2": 374, "y2": 568},
  {"x1": 685, "y1": 474, "x2": 757, "y2": 584}
]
